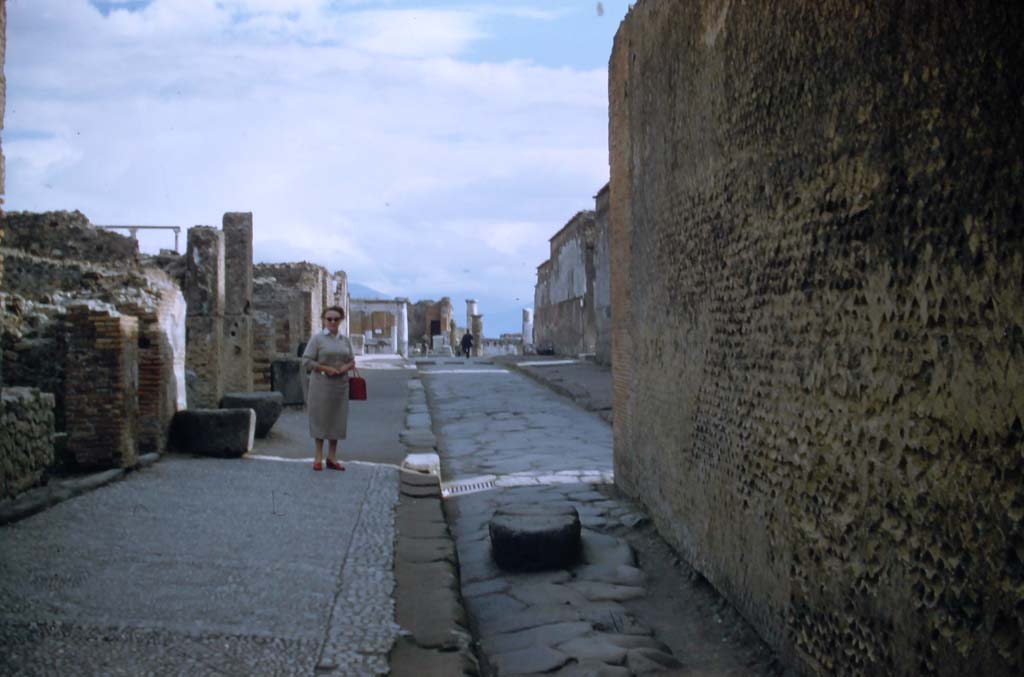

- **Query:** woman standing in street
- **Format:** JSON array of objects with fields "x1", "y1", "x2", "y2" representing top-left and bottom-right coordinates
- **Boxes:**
[{"x1": 301, "y1": 306, "x2": 356, "y2": 472}]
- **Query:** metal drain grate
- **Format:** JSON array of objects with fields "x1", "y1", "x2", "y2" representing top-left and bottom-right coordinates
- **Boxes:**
[{"x1": 441, "y1": 476, "x2": 497, "y2": 498}]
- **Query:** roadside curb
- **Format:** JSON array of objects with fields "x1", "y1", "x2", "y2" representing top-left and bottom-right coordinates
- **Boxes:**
[
  {"x1": 390, "y1": 374, "x2": 479, "y2": 676},
  {"x1": 0, "y1": 452, "x2": 160, "y2": 526}
]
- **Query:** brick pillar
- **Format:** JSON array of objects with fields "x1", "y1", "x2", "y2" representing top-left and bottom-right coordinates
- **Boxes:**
[
  {"x1": 471, "y1": 314, "x2": 483, "y2": 357},
  {"x1": 222, "y1": 212, "x2": 253, "y2": 392},
  {"x1": 185, "y1": 226, "x2": 224, "y2": 408},
  {"x1": 252, "y1": 311, "x2": 274, "y2": 391},
  {"x1": 65, "y1": 303, "x2": 139, "y2": 469}
]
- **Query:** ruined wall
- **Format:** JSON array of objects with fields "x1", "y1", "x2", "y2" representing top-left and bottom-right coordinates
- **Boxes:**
[
  {"x1": 533, "y1": 211, "x2": 596, "y2": 356},
  {"x1": 1, "y1": 388, "x2": 54, "y2": 499},
  {"x1": 65, "y1": 303, "x2": 138, "y2": 469},
  {"x1": 222, "y1": 212, "x2": 253, "y2": 393},
  {"x1": 331, "y1": 270, "x2": 349, "y2": 336},
  {"x1": 593, "y1": 184, "x2": 612, "y2": 366},
  {"x1": 610, "y1": 2, "x2": 1024, "y2": 675},
  {"x1": 254, "y1": 262, "x2": 328, "y2": 344}
]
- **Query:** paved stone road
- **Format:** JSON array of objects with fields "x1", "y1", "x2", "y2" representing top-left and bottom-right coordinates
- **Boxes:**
[
  {"x1": 422, "y1": 359, "x2": 784, "y2": 676},
  {"x1": 0, "y1": 456, "x2": 400, "y2": 675}
]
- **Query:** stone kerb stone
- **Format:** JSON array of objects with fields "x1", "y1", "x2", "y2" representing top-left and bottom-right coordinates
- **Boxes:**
[
  {"x1": 220, "y1": 391, "x2": 283, "y2": 438},
  {"x1": 169, "y1": 408, "x2": 255, "y2": 457},
  {"x1": 0, "y1": 387, "x2": 55, "y2": 499},
  {"x1": 489, "y1": 504, "x2": 582, "y2": 571}
]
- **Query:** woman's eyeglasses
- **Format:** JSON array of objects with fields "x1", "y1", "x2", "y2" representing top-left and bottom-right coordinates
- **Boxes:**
[{"x1": 325, "y1": 317, "x2": 342, "y2": 322}]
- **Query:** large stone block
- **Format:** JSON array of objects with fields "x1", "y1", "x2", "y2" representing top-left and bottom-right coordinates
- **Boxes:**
[
  {"x1": 222, "y1": 314, "x2": 253, "y2": 392},
  {"x1": 169, "y1": 408, "x2": 255, "y2": 457},
  {"x1": 489, "y1": 504, "x2": 581, "y2": 572},
  {"x1": 270, "y1": 357, "x2": 304, "y2": 405},
  {"x1": 220, "y1": 391, "x2": 283, "y2": 438}
]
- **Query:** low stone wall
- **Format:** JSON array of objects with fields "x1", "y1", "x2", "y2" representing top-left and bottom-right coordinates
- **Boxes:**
[{"x1": 1, "y1": 387, "x2": 55, "y2": 499}]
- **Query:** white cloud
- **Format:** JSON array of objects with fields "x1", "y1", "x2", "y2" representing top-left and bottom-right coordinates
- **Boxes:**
[{"x1": 5, "y1": 0, "x2": 617, "y2": 332}]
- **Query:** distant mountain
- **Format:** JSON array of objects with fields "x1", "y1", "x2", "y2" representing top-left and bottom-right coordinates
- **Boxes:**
[{"x1": 347, "y1": 282, "x2": 389, "y2": 299}]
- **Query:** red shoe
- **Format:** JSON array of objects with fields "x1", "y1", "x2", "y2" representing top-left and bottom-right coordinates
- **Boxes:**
[
  {"x1": 326, "y1": 459, "x2": 346, "y2": 471},
  {"x1": 313, "y1": 461, "x2": 323, "y2": 471}
]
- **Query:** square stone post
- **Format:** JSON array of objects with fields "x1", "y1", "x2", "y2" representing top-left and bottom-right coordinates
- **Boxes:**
[
  {"x1": 185, "y1": 226, "x2": 225, "y2": 408},
  {"x1": 222, "y1": 212, "x2": 253, "y2": 392}
]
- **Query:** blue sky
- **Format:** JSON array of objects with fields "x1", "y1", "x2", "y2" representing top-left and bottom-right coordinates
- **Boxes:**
[{"x1": 6, "y1": 0, "x2": 630, "y2": 335}]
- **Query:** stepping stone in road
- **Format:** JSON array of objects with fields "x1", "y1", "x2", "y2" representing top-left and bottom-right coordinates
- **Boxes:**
[{"x1": 489, "y1": 504, "x2": 582, "y2": 572}]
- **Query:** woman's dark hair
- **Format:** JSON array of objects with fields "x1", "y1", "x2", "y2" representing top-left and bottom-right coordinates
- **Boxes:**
[{"x1": 322, "y1": 305, "x2": 346, "y2": 320}]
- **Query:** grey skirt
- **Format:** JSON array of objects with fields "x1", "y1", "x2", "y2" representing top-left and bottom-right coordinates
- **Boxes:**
[{"x1": 307, "y1": 372, "x2": 349, "y2": 440}]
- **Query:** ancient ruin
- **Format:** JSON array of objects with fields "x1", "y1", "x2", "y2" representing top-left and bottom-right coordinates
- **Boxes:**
[
  {"x1": 533, "y1": 186, "x2": 612, "y2": 364},
  {"x1": 609, "y1": 2, "x2": 1024, "y2": 674}
]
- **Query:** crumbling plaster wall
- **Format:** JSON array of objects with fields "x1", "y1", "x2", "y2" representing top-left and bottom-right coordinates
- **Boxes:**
[
  {"x1": 610, "y1": 2, "x2": 1024, "y2": 675},
  {"x1": 1, "y1": 387, "x2": 54, "y2": 500}
]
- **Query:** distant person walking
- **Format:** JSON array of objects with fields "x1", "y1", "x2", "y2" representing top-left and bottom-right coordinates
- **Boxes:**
[
  {"x1": 461, "y1": 331, "x2": 474, "y2": 358},
  {"x1": 302, "y1": 306, "x2": 356, "y2": 472}
]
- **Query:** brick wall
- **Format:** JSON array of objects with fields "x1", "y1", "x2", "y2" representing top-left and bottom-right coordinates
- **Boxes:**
[
  {"x1": 610, "y1": 2, "x2": 1024, "y2": 674},
  {"x1": 0, "y1": 387, "x2": 54, "y2": 499},
  {"x1": 65, "y1": 303, "x2": 138, "y2": 469}
]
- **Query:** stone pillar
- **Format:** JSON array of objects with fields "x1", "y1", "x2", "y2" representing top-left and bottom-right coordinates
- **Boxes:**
[
  {"x1": 466, "y1": 299, "x2": 478, "y2": 334},
  {"x1": 185, "y1": 226, "x2": 225, "y2": 408},
  {"x1": 65, "y1": 303, "x2": 139, "y2": 469},
  {"x1": 397, "y1": 300, "x2": 408, "y2": 357},
  {"x1": 471, "y1": 314, "x2": 483, "y2": 357},
  {"x1": 332, "y1": 270, "x2": 349, "y2": 336},
  {"x1": 522, "y1": 308, "x2": 534, "y2": 347},
  {"x1": 222, "y1": 212, "x2": 254, "y2": 393}
]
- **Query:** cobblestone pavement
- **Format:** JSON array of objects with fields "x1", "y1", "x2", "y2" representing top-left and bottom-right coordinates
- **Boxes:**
[
  {"x1": 0, "y1": 455, "x2": 401, "y2": 676},
  {"x1": 421, "y1": 359, "x2": 784, "y2": 676}
]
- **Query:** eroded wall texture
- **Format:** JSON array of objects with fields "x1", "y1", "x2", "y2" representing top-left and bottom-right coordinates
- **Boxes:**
[
  {"x1": 610, "y1": 2, "x2": 1024, "y2": 675},
  {"x1": 593, "y1": 184, "x2": 612, "y2": 366}
]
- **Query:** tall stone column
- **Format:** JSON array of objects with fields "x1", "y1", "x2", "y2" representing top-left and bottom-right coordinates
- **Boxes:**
[
  {"x1": 466, "y1": 299, "x2": 478, "y2": 334},
  {"x1": 471, "y1": 314, "x2": 483, "y2": 357},
  {"x1": 397, "y1": 300, "x2": 408, "y2": 357},
  {"x1": 522, "y1": 308, "x2": 534, "y2": 347},
  {"x1": 185, "y1": 226, "x2": 225, "y2": 408},
  {"x1": 222, "y1": 212, "x2": 253, "y2": 392}
]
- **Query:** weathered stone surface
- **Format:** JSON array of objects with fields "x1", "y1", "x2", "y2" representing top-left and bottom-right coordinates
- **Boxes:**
[
  {"x1": 0, "y1": 387, "x2": 55, "y2": 500},
  {"x1": 478, "y1": 604, "x2": 583, "y2": 637},
  {"x1": 169, "y1": 408, "x2": 255, "y2": 457},
  {"x1": 489, "y1": 505, "x2": 582, "y2": 571},
  {"x1": 565, "y1": 581, "x2": 645, "y2": 603},
  {"x1": 580, "y1": 530, "x2": 634, "y2": 568},
  {"x1": 395, "y1": 537, "x2": 456, "y2": 564},
  {"x1": 222, "y1": 213, "x2": 253, "y2": 393},
  {"x1": 552, "y1": 660, "x2": 630, "y2": 677},
  {"x1": 625, "y1": 647, "x2": 683, "y2": 673},
  {"x1": 270, "y1": 358, "x2": 304, "y2": 405},
  {"x1": 491, "y1": 645, "x2": 570, "y2": 676},
  {"x1": 219, "y1": 391, "x2": 283, "y2": 438},
  {"x1": 480, "y1": 621, "x2": 593, "y2": 657},
  {"x1": 555, "y1": 636, "x2": 628, "y2": 665}
]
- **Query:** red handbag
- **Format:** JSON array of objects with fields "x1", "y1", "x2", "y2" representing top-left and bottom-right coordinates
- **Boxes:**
[{"x1": 348, "y1": 367, "x2": 367, "y2": 401}]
